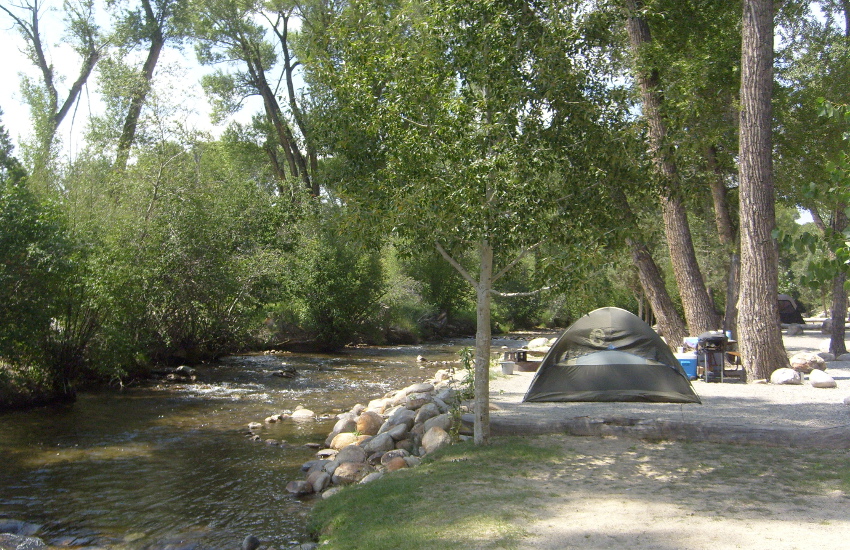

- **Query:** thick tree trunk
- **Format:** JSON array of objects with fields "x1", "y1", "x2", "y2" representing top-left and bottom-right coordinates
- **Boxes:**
[
  {"x1": 474, "y1": 239, "x2": 493, "y2": 445},
  {"x1": 624, "y1": 0, "x2": 722, "y2": 337},
  {"x1": 609, "y1": 184, "x2": 687, "y2": 346},
  {"x1": 829, "y1": 207, "x2": 848, "y2": 357},
  {"x1": 628, "y1": 238, "x2": 688, "y2": 348},
  {"x1": 738, "y1": 0, "x2": 788, "y2": 380}
]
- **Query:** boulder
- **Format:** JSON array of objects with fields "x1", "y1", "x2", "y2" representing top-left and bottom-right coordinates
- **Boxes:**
[
  {"x1": 366, "y1": 398, "x2": 390, "y2": 414},
  {"x1": 331, "y1": 414, "x2": 357, "y2": 435},
  {"x1": 306, "y1": 470, "x2": 331, "y2": 493},
  {"x1": 838, "y1": 353, "x2": 850, "y2": 362},
  {"x1": 422, "y1": 426, "x2": 452, "y2": 454},
  {"x1": 356, "y1": 411, "x2": 384, "y2": 436},
  {"x1": 351, "y1": 403, "x2": 366, "y2": 416},
  {"x1": 821, "y1": 319, "x2": 833, "y2": 335},
  {"x1": 770, "y1": 368, "x2": 803, "y2": 385},
  {"x1": 405, "y1": 456, "x2": 423, "y2": 468},
  {"x1": 336, "y1": 444, "x2": 368, "y2": 464},
  {"x1": 316, "y1": 449, "x2": 338, "y2": 460},
  {"x1": 322, "y1": 487, "x2": 344, "y2": 499},
  {"x1": 414, "y1": 403, "x2": 440, "y2": 424},
  {"x1": 384, "y1": 423, "x2": 409, "y2": 441},
  {"x1": 332, "y1": 462, "x2": 374, "y2": 485},
  {"x1": 528, "y1": 337, "x2": 551, "y2": 350},
  {"x1": 423, "y1": 413, "x2": 453, "y2": 434},
  {"x1": 286, "y1": 480, "x2": 314, "y2": 496},
  {"x1": 385, "y1": 456, "x2": 408, "y2": 472},
  {"x1": 395, "y1": 439, "x2": 415, "y2": 453},
  {"x1": 367, "y1": 452, "x2": 385, "y2": 466},
  {"x1": 384, "y1": 408, "x2": 416, "y2": 432},
  {"x1": 808, "y1": 369, "x2": 837, "y2": 388},
  {"x1": 359, "y1": 472, "x2": 384, "y2": 484},
  {"x1": 330, "y1": 432, "x2": 359, "y2": 450},
  {"x1": 402, "y1": 382, "x2": 435, "y2": 395},
  {"x1": 817, "y1": 352, "x2": 836, "y2": 362},
  {"x1": 362, "y1": 433, "x2": 395, "y2": 454},
  {"x1": 291, "y1": 408, "x2": 316, "y2": 420},
  {"x1": 300, "y1": 459, "x2": 325, "y2": 473},
  {"x1": 790, "y1": 352, "x2": 826, "y2": 374},
  {"x1": 380, "y1": 449, "x2": 411, "y2": 465}
]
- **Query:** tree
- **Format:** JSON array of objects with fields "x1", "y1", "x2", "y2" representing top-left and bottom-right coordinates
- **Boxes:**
[
  {"x1": 305, "y1": 0, "x2": 611, "y2": 444},
  {"x1": 192, "y1": 0, "x2": 317, "y2": 196},
  {"x1": 1, "y1": 0, "x2": 105, "y2": 185},
  {"x1": 622, "y1": 0, "x2": 723, "y2": 338},
  {"x1": 738, "y1": 0, "x2": 789, "y2": 380}
]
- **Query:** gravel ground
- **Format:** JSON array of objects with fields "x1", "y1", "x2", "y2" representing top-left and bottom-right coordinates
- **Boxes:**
[{"x1": 489, "y1": 330, "x2": 850, "y2": 431}]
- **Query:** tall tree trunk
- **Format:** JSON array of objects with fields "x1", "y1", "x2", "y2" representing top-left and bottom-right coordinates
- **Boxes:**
[
  {"x1": 473, "y1": 239, "x2": 493, "y2": 446},
  {"x1": 609, "y1": 185, "x2": 688, "y2": 346},
  {"x1": 705, "y1": 145, "x2": 741, "y2": 337},
  {"x1": 114, "y1": 0, "x2": 164, "y2": 171},
  {"x1": 829, "y1": 207, "x2": 848, "y2": 357},
  {"x1": 624, "y1": 0, "x2": 722, "y2": 337},
  {"x1": 738, "y1": 0, "x2": 788, "y2": 380}
]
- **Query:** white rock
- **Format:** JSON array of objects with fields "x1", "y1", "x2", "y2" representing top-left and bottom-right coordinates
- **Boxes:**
[
  {"x1": 291, "y1": 408, "x2": 316, "y2": 420},
  {"x1": 527, "y1": 337, "x2": 551, "y2": 350},
  {"x1": 422, "y1": 426, "x2": 453, "y2": 454},
  {"x1": 790, "y1": 352, "x2": 826, "y2": 374},
  {"x1": 808, "y1": 369, "x2": 837, "y2": 388},
  {"x1": 770, "y1": 368, "x2": 803, "y2": 385},
  {"x1": 359, "y1": 472, "x2": 384, "y2": 484}
]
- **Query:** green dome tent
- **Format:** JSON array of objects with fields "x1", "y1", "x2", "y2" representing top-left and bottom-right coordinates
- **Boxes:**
[{"x1": 523, "y1": 307, "x2": 701, "y2": 404}]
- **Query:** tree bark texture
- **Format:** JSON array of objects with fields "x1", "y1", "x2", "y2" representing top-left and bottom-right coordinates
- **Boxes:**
[
  {"x1": 624, "y1": 0, "x2": 722, "y2": 338},
  {"x1": 738, "y1": 0, "x2": 788, "y2": 380},
  {"x1": 608, "y1": 184, "x2": 687, "y2": 346},
  {"x1": 474, "y1": 239, "x2": 493, "y2": 445},
  {"x1": 829, "y1": 207, "x2": 848, "y2": 357}
]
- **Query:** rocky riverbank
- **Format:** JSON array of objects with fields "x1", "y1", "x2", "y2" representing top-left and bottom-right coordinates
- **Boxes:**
[{"x1": 279, "y1": 367, "x2": 470, "y2": 500}]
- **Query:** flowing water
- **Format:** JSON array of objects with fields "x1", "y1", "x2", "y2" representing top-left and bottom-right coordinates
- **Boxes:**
[{"x1": 0, "y1": 342, "x2": 468, "y2": 549}]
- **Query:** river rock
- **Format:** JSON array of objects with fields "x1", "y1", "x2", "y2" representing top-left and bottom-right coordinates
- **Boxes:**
[
  {"x1": 366, "y1": 398, "x2": 390, "y2": 414},
  {"x1": 0, "y1": 534, "x2": 47, "y2": 550},
  {"x1": 316, "y1": 448, "x2": 338, "y2": 460},
  {"x1": 322, "y1": 487, "x2": 343, "y2": 499},
  {"x1": 395, "y1": 438, "x2": 415, "y2": 453},
  {"x1": 356, "y1": 411, "x2": 384, "y2": 435},
  {"x1": 770, "y1": 368, "x2": 803, "y2": 385},
  {"x1": 307, "y1": 470, "x2": 331, "y2": 493},
  {"x1": 414, "y1": 403, "x2": 440, "y2": 424},
  {"x1": 385, "y1": 408, "x2": 416, "y2": 431},
  {"x1": 290, "y1": 408, "x2": 316, "y2": 420},
  {"x1": 248, "y1": 422, "x2": 263, "y2": 430},
  {"x1": 790, "y1": 352, "x2": 826, "y2": 374},
  {"x1": 405, "y1": 456, "x2": 423, "y2": 467},
  {"x1": 0, "y1": 521, "x2": 41, "y2": 537},
  {"x1": 808, "y1": 369, "x2": 837, "y2": 388},
  {"x1": 351, "y1": 403, "x2": 366, "y2": 415},
  {"x1": 384, "y1": 423, "x2": 409, "y2": 441},
  {"x1": 422, "y1": 426, "x2": 452, "y2": 454},
  {"x1": 385, "y1": 456, "x2": 408, "y2": 472},
  {"x1": 362, "y1": 433, "x2": 395, "y2": 454},
  {"x1": 435, "y1": 388, "x2": 457, "y2": 403},
  {"x1": 305, "y1": 460, "x2": 330, "y2": 476},
  {"x1": 423, "y1": 413, "x2": 453, "y2": 433},
  {"x1": 432, "y1": 396, "x2": 450, "y2": 414},
  {"x1": 359, "y1": 472, "x2": 384, "y2": 484},
  {"x1": 380, "y1": 449, "x2": 410, "y2": 465},
  {"x1": 405, "y1": 392, "x2": 432, "y2": 410},
  {"x1": 816, "y1": 352, "x2": 835, "y2": 362},
  {"x1": 403, "y1": 382, "x2": 435, "y2": 396},
  {"x1": 336, "y1": 444, "x2": 368, "y2": 464},
  {"x1": 330, "y1": 432, "x2": 359, "y2": 450},
  {"x1": 286, "y1": 480, "x2": 314, "y2": 496},
  {"x1": 242, "y1": 535, "x2": 261, "y2": 550},
  {"x1": 367, "y1": 451, "x2": 385, "y2": 466},
  {"x1": 332, "y1": 462, "x2": 374, "y2": 485},
  {"x1": 331, "y1": 413, "x2": 357, "y2": 435},
  {"x1": 838, "y1": 353, "x2": 850, "y2": 362}
]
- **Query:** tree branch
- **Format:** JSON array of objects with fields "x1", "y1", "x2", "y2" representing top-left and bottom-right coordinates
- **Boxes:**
[
  {"x1": 435, "y1": 241, "x2": 478, "y2": 288},
  {"x1": 491, "y1": 241, "x2": 542, "y2": 284},
  {"x1": 490, "y1": 287, "x2": 551, "y2": 298}
]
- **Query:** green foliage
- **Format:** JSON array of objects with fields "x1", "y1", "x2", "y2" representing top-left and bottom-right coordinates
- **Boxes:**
[
  {"x1": 283, "y1": 208, "x2": 385, "y2": 350},
  {"x1": 0, "y1": 178, "x2": 71, "y2": 370}
]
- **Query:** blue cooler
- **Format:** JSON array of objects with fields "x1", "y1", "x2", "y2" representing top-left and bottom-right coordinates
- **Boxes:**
[{"x1": 675, "y1": 352, "x2": 698, "y2": 380}]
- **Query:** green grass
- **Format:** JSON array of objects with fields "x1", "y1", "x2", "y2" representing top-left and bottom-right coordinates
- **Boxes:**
[
  {"x1": 307, "y1": 436, "x2": 850, "y2": 549},
  {"x1": 307, "y1": 438, "x2": 564, "y2": 550}
]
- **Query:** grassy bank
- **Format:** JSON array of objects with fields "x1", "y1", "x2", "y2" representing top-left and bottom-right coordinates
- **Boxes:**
[{"x1": 307, "y1": 435, "x2": 850, "y2": 550}]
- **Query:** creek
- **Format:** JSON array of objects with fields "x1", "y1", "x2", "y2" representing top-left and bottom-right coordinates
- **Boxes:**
[{"x1": 0, "y1": 342, "x2": 468, "y2": 549}]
